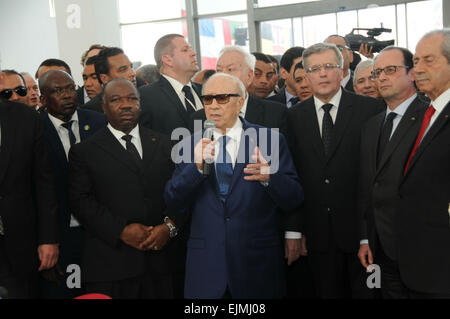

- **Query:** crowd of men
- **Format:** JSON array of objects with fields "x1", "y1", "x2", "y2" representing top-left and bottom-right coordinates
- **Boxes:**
[{"x1": 0, "y1": 28, "x2": 449, "y2": 299}]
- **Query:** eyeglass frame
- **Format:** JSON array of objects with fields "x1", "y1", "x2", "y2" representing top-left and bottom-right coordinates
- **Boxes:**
[
  {"x1": 305, "y1": 63, "x2": 342, "y2": 74},
  {"x1": 370, "y1": 65, "x2": 410, "y2": 80},
  {"x1": 0, "y1": 86, "x2": 28, "y2": 99},
  {"x1": 201, "y1": 94, "x2": 240, "y2": 105}
]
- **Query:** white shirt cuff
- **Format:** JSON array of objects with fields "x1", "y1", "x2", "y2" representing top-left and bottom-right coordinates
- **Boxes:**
[
  {"x1": 285, "y1": 231, "x2": 301, "y2": 239},
  {"x1": 360, "y1": 239, "x2": 369, "y2": 245}
]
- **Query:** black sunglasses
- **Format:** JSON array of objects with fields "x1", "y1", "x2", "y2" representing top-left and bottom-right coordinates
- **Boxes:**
[
  {"x1": 0, "y1": 86, "x2": 28, "y2": 99},
  {"x1": 201, "y1": 94, "x2": 240, "y2": 105}
]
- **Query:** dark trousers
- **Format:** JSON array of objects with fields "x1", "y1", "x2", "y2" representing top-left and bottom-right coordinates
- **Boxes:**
[
  {"x1": 0, "y1": 236, "x2": 38, "y2": 299},
  {"x1": 85, "y1": 272, "x2": 174, "y2": 299},
  {"x1": 286, "y1": 256, "x2": 316, "y2": 298},
  {"x1": 308, "y1": 221, "x2": 375, "y2": 299},
  {"x1": 376, "y1": 243, "x2": 450, "y2": 299}
]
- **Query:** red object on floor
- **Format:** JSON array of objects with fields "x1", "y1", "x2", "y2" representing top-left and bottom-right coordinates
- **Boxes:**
[{"x1": 74, "y1": 293, "x2": 112, "y2": 299}]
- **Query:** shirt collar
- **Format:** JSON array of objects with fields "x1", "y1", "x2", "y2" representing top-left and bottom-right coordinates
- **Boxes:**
[
  {"x1": 386, "y1": 93, "x2": 417, "y2": 118},
  {"x1": 430, "y1": 88, "x2": 450, "y2": 114},
  {"x1": 107, "y1": 123, "x2": 140, "y2": 141},
  {"x1": 48, "y1": 110, "x2": 79, "y2": 129},
  {"x1": 161, "y1": 74, "x2": 192, "y2": 93},
  {"x1": 341, "y1": 73, "x2": 351, "y2": 88},
  {"x1": 285, "y1": 89, "x2": 296, "y2": 104},
  {"x1": 313, "y1": 88, "x2": 342, "y2": 112},
  {"x1": 214, "y1": 116, "x2": 243, "y2": 143}
]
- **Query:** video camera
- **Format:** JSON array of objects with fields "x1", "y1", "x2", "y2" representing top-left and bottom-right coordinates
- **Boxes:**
[{"x1": 345, "y1": 28, "x2": 395, "y2": 53}]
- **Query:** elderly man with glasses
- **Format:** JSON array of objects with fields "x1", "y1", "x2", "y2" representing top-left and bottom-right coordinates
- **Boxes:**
[
  {"x1": 165, "y1": 72, "x2": 303, "y2": 299},
  {"x1": 287, "y1": 42, "x2": 384, "y2": 298}
]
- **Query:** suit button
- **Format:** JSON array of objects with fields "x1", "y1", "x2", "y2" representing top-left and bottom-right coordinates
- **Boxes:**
[
  {"x1": 225, "y1": 217, "x2": 230, "y2": 221},
  {"x1": 325, "y1": 179, "x2": 330, "y2": 184},
  {"x1": 327, "y1": 208, "x2": 332, "y2": 213},
  {"x1": 374, "y1": 182, "x2": 379, "y2": 187}
]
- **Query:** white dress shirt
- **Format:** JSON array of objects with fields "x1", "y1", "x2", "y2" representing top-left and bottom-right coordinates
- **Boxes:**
[
  {"x1": 161, "y1": 74, "x2": 203, "y2": 112},
  {"x1": 341, "y1": 73, "x2": 351, "y2": 89},
  {"x1": 239, "y1": 94, "x2": 249, "y2": 118},
  {"x1": 313, "y1": 88, "x2": 343, "y2": 135},
  {"x1": 385, "y1": 93, "x2": 417, "y2": 139},
  {"x1": 423, "y1": 88, "x2": 450, "y2": 138},
  {"x1": 48, "y1": 111, "x2": 81, "y2": 227},
  {"x1": 107, "y1": 124, "x2": 143, "y2": 159}
]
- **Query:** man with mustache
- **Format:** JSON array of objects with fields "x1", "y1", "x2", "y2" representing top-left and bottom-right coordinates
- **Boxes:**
[
  {"x1": 68, "y1": 78, "x2": 177, "y2": 299},
  {"x1": 38, "y1": 70, "x2": 106, "y2": 298}
]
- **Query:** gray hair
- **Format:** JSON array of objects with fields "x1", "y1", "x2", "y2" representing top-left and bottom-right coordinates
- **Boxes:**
[
  {"x1": 302, "y1": 42, "x2": 344, "y2": 70},
  {"x1": 353, "y1": 59, "x2": 374, "y2": 85},
  {"x1": 218, "y1": 45, "x2": 256, "y2": 71},
  {"x1": 202, "y1": 72, "x2": 246, "y2": 98},
  {"x1": 136, "y1": 64, "x2": 160, "y2": 84},
  {"x1": 419, "y1": 28, "x2": 450, "y2": 63}
]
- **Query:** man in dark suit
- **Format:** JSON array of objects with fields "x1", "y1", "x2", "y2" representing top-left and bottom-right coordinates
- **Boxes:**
[
  {"x1": 38, "y1": 70, "x2": 106, "y2": 298},
  {"x1": 248, "y1": 52, "x2": 276, "y2": 99},
  {"x1": 325, "y1": 35, "x2": 355, "y2": 92},
  {"x1": 385, "y1": 29, "x2": 450, "y2": 298},
  {"x1": 139, "y1": 34, "x2": 203, "y2": 136},
  {"x1": 165, "y1": 73, "x2": 303, "y2": 298},
  {"x1": 0, "y1": 73, "x2": 59, "y2": 299},
  {"x1": 81, "y1": 47, "x2": 137, "y2": 113},
  {"x1": 267, "y1": 47, "x2": 305, "y2": 107},
  {"x1": 287, "y1": 43, "x2": 384, "y2": 298},
  {"x1": 357, "y1": 46, "x2": 428, "y2": 298},
  {"x1": 68, "y1": 78, "x2": 177, "y2": 299}
]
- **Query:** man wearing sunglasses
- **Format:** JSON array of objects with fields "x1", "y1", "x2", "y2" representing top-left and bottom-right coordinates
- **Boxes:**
[
  {"x1": 325, "y1": 35, "x2": 355, "y2": 92},
  {"x1": 357, "y1": 46, "x2": 429, "y2": 299},
  {"x1": 287, "y1": 42, "x2": 384, "y2": 299},
  {"x1": 165, "y1": 73, "x2": 303, "y2": 298},
  {"x1": 0, "y1": 70, "x2": 29, "y2": 105},
  {"x1": 0, "y1": 73, "x2": 59, "y2": 298}
]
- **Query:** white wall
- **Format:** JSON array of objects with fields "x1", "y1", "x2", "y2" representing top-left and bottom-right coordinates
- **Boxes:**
[{"x1": 0, "y1": 0, "x2": 121, "y2": 86}]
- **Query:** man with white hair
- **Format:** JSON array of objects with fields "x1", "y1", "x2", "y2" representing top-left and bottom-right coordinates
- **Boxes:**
[
  {"x1": 353, "y1": 60, "x2": 381, "y2": 99},
  {"x1": 165, "y1": 72, "x2": 303, "y2": 298}
]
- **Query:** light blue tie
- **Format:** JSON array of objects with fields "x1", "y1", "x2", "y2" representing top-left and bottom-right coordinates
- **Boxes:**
[{"x1": 216, "y1": 135, "x2": 233, "y2": 202}]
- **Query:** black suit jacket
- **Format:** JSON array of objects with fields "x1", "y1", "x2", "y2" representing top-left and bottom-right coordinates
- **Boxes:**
[
  {"x1": 76, "y1": 86, "x2": 85, "y2": 105},
  {"x1": 139, "y1": 76, "x2": 203, "y2": 135},
  {"x1": 80, "y1": 94, "x2": 103, "y2": 114},
  {"x1": 287, "y1": 89, "x2": 384, "y2": 253},
  {"x1": 191, "y1": 95, "x2": 288, "y2": 138},
  {"x1": 40, "y1": 109, "x2": 106, "y2": 264},
  {"x1": 358, "y1": 96, "x2": 428, "y2": 260},
  {"x1": 397, "y1": 100, "x2": 450, "y2": 293},
  {"x1": 267, "y1": 89, "x2": 287, "y2": 105},
  {"x1": 344, "y1": 75, "x2": 354, "y2": 92},
  {"x1": 0, "y1": 101, "x2": 59, "y2": 275},
  {"x1": 68, "y1": 126, "x2": 175, "y2": 283}
]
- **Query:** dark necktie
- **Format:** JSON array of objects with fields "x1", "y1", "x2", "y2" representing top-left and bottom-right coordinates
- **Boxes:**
[
  {"x1": 289, "y1": 96, "x2": 300, "y2": 107},
  {"x1": 182, "y1": 85, "x2": 196, "y2": 114},
  {"x1": 216, "y1": 135, "x2": 233, "y2": 202},
  {"x1": 377, "y1": 112, "x2": 397, "y2": 166},
  {"x1": 61, "y1": 120, "x2": 76, "y2": 146},
  {"x1": 404, "y1": 105, "x2": 436, "y2": 174},
  {"x1": 121, "y1": 135, "x2": 141, "y2": 164},
  {"x1": 321, "y1": 103, "x2": 334, "y2": 157}
]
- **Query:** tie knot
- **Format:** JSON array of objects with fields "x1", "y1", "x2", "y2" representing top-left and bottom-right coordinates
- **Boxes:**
[
  {"x1": 322, "y1": 103, "x2": 333, "y2": 113},
  {"x1": 121, "y1": 135, "x2": 133, "y2": 143},
  {"x1": 61, "y1": 120, "x2": 73, "y2": 130},
  {"x1": 182, "y1": 85, "x2": 191, "y2": 94},
  {"x1": 426, "y1": 105, "x2": 436, "y2": 117},
  {"x1": 289, "y1": 96, "x2": 300, "y2": 105},
  {"x1": 386, "y1": 112, "x2": 397, "y2": 122}
]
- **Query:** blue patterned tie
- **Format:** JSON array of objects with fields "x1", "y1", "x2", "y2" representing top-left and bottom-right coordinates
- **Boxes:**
[{"x1": 216, "y1": 135, "x2": 233, "y2": 202}]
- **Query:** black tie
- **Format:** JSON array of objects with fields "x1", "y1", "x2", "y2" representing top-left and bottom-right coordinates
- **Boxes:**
[
  {"x1": 289, "y1": 96, "x2": 300, "y2": 107},
  {"x1": 321, "y1": 104, "x2": 334, "y2": 157},
  {"x1": 121, "y1": 135, "x2": 141, "y2": 164},
  {"x1": 377, "y1": 112, "x2": 397, "y2": 166},
  {"x1": 182, "y1": 85, "x2": 196, "y2": 114},
  {"x1": 61, "y1": 120, "x2": 76, "y2": 146}
]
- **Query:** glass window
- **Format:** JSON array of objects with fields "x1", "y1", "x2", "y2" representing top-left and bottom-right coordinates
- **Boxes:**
[
  {"x1": 255, "y1": 0, "x2": 320, "y2": 8},
  {"x1": 197, "y1": 0, "x2": 246, "y2": 15},
  {"x1": 121, "y1": 20, "x2": 188, "y2": 66},
  {"x1": 118, "y1": 0, "x2": 186, "y2": 24},
  {"x1": 302, "y1": 13, "x2": 337, "y2": 47},
  {"x1": 337, "y1": 10, "x2": 358, "y2": 37},
  {"x1": 198, "y1": 15, "x2": 248, "y2": 69},
  {"x1": 407, "y1": 0, "x2": 442, "y2": 52},
  {"x1": 396, "y1": 4, "x2": 407, "y2": 49},
  {"x1": 293, "y1": 18, "x2": 304, "y2": 48},
  {"x1": 261, "y1": 19, "x2": 293, "y2": 56}
]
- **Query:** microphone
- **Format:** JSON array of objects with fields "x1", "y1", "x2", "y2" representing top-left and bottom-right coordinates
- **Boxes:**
[
  {"x1": 203, "y1": 120, "x2": 215, "y2": 176},
  {"x1": 0, "y1": 286, "x2": 8, "y2": 299}
]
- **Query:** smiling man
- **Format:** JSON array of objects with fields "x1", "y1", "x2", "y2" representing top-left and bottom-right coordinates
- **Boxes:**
[
  {"x1": 287, "y1": 42, "x2": 384, "y2": 298},
  {"x1": 38, "y1": 70, "x2": 106, "y2": 298},
  {"x1": 353, "y1": 59, "x2": 381, "y2": 99}
]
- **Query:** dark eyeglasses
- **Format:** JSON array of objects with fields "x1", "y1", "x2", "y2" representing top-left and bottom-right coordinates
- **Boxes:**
[
  {"x1": 0, "y1": 86, "x2": 28, "y2": 99},
  {"x1": 201, "y1": 94, "x2": 240, "y2": 105},
  {"x1": 371, "y1": 65, "x2": 410, "y2": 79}
]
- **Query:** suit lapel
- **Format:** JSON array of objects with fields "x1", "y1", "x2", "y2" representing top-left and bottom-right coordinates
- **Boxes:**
[
  {"x1": 326, "y1": 91, "x2": 353, "y2": 163},
  {"x1": 245, "y1": 97, "x2": 264, "y2": 125},
  {"x1": 377, "y1": 98, "x2": 426, "y2": 174},
  {"x1": 93, "y1": 128, "x2": 141, "y2": 175},
  {"x1": 140, "y1": 127, "x2": 158, "y2": 168},
  {"x1": 160, "y1": 77, "x2": 191, "y2": 127},
  {"x1": 41, "y1": 112, "x2": 68, "y2": 168},
  {"x1": 0, "y1": 103, "x2": 15, "y2": 185},
  {"x1": 367, "y1": 112, "x2": 385, "y2": 176},
  {"x1": 77, "y1": 109, "x2": 92, "y2": 141},
  {"x1": 405, "y1": 101, "x2": 450, "y2": 176}
]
